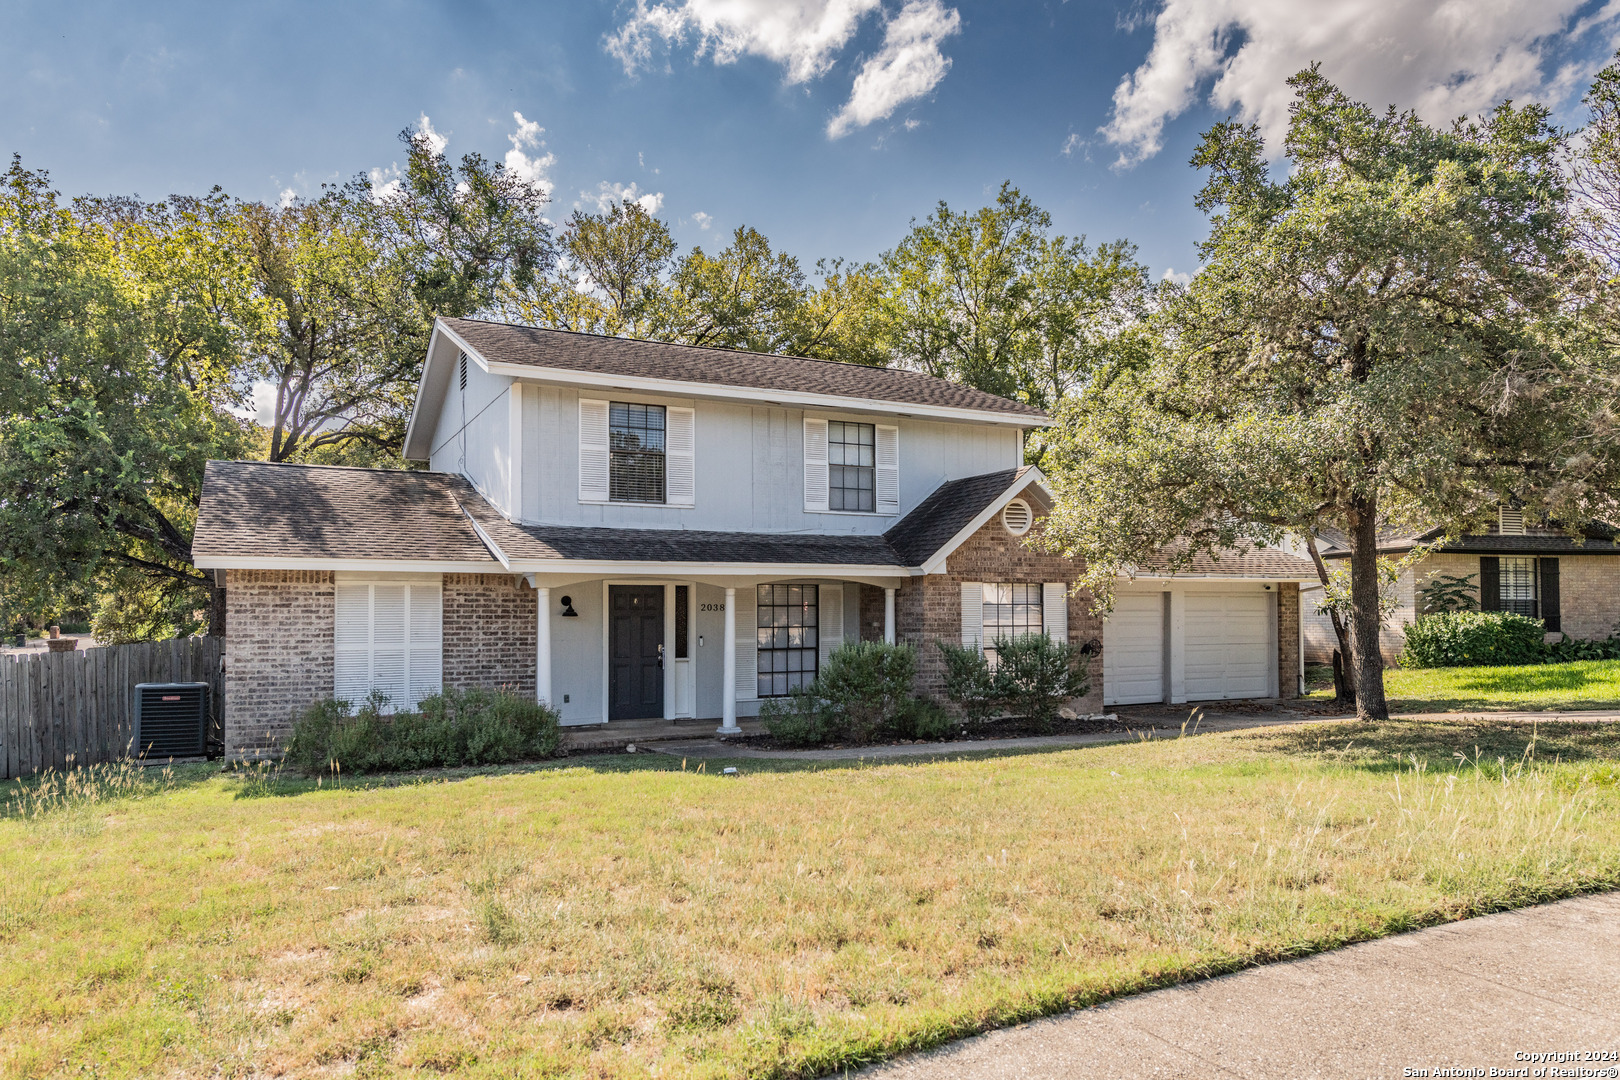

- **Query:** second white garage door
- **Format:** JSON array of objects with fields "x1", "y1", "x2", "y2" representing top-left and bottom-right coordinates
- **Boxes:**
[
  {"x1": 1184, "y1": 592, "x2": 1272, "y2": 700},
  {"x1": 1104, "y1": 593, "x2": 1165, "y2": 705}
]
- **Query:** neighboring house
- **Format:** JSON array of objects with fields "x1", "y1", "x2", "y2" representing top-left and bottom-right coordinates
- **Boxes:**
[
  {"x1": 1300, "y1": 507, "x2": 1620, "y2": 664},
  {"x1": 192, "y1": 317, "x2": 1316, "y2": 759}
]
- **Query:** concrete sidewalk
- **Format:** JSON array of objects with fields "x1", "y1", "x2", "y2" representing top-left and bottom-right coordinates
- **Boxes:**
[{"x1": 860, "y1": 891, "x2": 1620, "y2": 1079}]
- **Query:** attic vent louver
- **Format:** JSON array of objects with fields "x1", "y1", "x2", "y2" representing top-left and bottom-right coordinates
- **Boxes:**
[
  {"x1": 1499, "y1": 506, "x2": 1525, "y2": 535},
  {"x1": 458, "y1": 352, "x2": 468, "y2": 392},
  {"x1": 1002, "y1": 498, "x2": 1032, "y2": 536}
]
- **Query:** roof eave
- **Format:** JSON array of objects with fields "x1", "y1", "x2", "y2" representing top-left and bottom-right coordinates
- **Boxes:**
[{"x1": 916, "y1": 467, "x2": 1053, "y2": 574}]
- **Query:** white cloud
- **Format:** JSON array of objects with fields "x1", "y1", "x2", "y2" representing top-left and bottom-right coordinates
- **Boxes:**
[
  {"x1": 229, "y1": 380, "x2": 279, "y2": 427},
  {"x1": 828, "y1": 0, "x2": 960, "y2": 137},
  {"x1": 277, "y1": 188, "x2": 297, "y2": 209},
  {"x1": 607, "y1": 0, "x2": 960, "y2": 138},
  {"x1": 581, "y1": 181, "x2": 665, "y2": 215},
  {"x1": 368, "y1": 164, "x2": 403, "y2": 202},
  {"x1": 1161, "y1": 267, "x2": 1193, "y2": 287},
  {"x1": 1061, "y1": 132, "x2": 1083, "y2": 157},
  {"x1": 416, "y1": 112, "x2": 448, "y2": 156},
  {"x1": 607, "y1": 0, "x2": 882, "y2": 82},
  {"x1": 504, "y1": 111, "x2": 556, "y2": 195},
  {"x1": 691, "y1": 210, "x2": 713, "y2": 229},
  {"x1": 1102, "y1": 0, "x2": 1620, "y2": 168}
]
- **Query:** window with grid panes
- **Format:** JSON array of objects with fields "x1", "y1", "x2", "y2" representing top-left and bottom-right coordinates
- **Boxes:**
[
  {"x1": 756, "y1": 584, "x2": 819, "y2": 697},
  {"x1": 609, "y1": 402, "x2": 665, "y2": 503},
  {"x1": 982, "y1": 583, "x2": 1043, "y2": 665},
  {"x1": 1499, "y1": 557, "x2": 1537, "y2": 617},
  {"x1": 828, "y1": 421, "x2": 875, "y2": 511}
]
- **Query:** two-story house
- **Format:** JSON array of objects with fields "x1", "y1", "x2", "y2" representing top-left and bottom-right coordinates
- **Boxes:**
[{"x1": 193, "y1": 317, "x2": 1316, "y2": 758}]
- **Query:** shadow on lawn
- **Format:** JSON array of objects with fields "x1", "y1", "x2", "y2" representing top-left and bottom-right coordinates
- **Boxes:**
[{"x1": 1245, "y1": 718, "x2": 1620, "y2": 773}]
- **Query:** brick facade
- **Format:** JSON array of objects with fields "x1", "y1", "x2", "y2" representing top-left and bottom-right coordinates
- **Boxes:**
[
  {"x1": 443, "y1": 574, "x2": 538, "y2": 696},
  {"x1": 1402, "y1": 552, "x2": 1620, "y2": 645},
  {"x1": 893, "y1": 511, "x2": 1107, "y2": 714},
  {"x1": 1277, "y1": 582, "x2": 1300, "y2": 696},
  {"x1": 224, "y1": 570, "x2": 334, "y2": 759}
]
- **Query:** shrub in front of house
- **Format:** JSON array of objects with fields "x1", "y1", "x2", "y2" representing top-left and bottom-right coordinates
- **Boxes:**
[
  {"x1": 758, "y1": 641, "x2": 919, "y2": 746},
  {"x1": 1401, "y1": 610, "x2": 1547, "y2": 668},
  {"x1": 1543, "y1": 632, "x2": 1620, "y2": 662},
  {"x1": 937, "y1": 635, "x2": 1091, "y2": 730},
  {"x1": 285, "y1": 687, "x2": 562, "y2": 774},
  {"x1": 937, "y1": 640, "x2": 998, "y2": 723}
]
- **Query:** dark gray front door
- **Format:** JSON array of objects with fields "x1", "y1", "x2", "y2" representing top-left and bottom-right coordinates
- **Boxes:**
[{"x1": 609, "y1": 585, "x2": 664, "y2": 720}]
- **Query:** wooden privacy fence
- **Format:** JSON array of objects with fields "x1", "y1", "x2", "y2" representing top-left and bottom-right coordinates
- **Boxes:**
[{"x1": 0, "y1": 636, "x2": 223, "y2": 780}]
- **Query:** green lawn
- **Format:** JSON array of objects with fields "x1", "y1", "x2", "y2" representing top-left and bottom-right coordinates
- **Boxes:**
[
  {"x1": 3, "y1": 722, "x2": 1619, "y2": 1079},
  {"x1": 1307, "y1": 659, "x2": 1620, "y2": 712}
]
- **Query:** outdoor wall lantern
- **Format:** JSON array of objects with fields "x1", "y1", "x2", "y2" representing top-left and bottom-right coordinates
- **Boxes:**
[{"x1": 559, "y1": 595, "x2": 579, "y2": 617}]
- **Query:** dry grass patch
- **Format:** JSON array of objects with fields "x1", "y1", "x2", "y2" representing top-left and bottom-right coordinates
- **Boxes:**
[{"x1": 1, "y1": 720, "x2": 1618, "y2": 1078}]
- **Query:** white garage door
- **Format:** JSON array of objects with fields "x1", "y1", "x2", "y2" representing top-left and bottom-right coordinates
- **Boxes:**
[
  {"x1": 1104, "y1": 593, "x2": 1165, "y2": 705},
  {"x1": 1185, "y1": 592, "x2": 1272, "y2": 700}
]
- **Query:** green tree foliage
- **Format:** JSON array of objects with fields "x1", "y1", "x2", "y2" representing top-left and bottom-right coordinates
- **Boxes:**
[
  {"x1": 1419, "y1": 572, "x2": 1480, "y2": 615},
  {"x1": 878, "y1": 182, "x2": 1152, "y2": 413},
  {"x1": 1038, "y1": 69, "x2": 1614, "y2": 720},
  {"x1": 238, "y1": 195, "x2": 419, "y2": 462},
  {"x1": 0, "y1": 159, "x2": 254, "y2": 636}
]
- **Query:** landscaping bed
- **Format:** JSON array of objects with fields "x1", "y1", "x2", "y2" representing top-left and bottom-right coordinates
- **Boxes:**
[
  {"x1": 728, "y1": 709, "x2": 1135, "y2": 751},
  {"x1": 3, "y1": 719, "x2": 1618, "y2": 1078}
]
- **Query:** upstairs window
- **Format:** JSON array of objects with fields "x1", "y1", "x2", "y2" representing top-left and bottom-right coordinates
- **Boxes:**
[
  {"x1": 828, "y1": 421, "x2": 875, "y2": 512},
  {"x1": 609, "y1": 402, "x2": 665, "y2": 503}
]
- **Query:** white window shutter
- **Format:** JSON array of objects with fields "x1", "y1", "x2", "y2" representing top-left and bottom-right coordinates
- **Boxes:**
[
  {"x1": 406, "y1": 582, "x2": 443, "y2": 709},
  {"x1": 819, "y1": 583, "x2": 844, "y2": 668},
  {"x1": 1043, "y1": 582, "x2": 1068, "y2": 642},
  {"x1": 370, "y1": 585, "x2": 408, "y2": 712},
  {"x1": 666, "y1": 406, "x2": 695, "y2": 507},
  {"x1": 735, "y1": 587, "x2": 758, "y2": 701},
  {"x1": 334, "y1": 583, "x2": 371, "y2": 707},
  {"x1": 579, "y1": 398, "x2": 610, "y2": 502},
  {"x1": 803, "y1": 417, "x2": 829, "y2": 512},
  {"x1": 876, "y1": 424, "x2": 900, "y2": 514},
  {"x1": 961, "y1": 582, "x2": 984, "y2": 647}
]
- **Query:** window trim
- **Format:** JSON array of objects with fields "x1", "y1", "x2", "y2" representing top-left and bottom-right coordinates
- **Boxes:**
[{"x1": 578, "y1": 395, "x2": 695, "y2": 509}]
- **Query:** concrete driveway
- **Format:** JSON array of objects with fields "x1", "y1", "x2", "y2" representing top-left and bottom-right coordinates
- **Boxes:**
[{"x1": 859, "y1": 891, "x2": 1620, "y2": 1079}]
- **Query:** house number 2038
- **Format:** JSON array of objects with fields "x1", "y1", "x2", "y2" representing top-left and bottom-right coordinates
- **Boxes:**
[{"x1": 699, "y1": 603, "x2": 725, "y2": 612}]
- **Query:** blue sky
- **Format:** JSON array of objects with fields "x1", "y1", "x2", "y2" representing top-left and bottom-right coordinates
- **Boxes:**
[{"x1": 5, "y1": 0, "x2": 1620, "y2": 284}]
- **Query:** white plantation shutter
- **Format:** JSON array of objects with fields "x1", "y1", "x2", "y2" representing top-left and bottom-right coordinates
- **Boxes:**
[
  {"x1": 1043, "y1": 582, "x2": 1068, "y2": 642},
  {"x1": 875, "y1": 424, "x2": 900, "y2": 514},
  {"x1": 961, "y1": 582, "x2": 984, "y2": 647},
  {"x1": 579, "y1": 398, "x2": 610, "y2": 502},
  {"x1": 407, "y1": 581, "x2": 443, "y2": 708},
  {"x1": 371, "y1": 585, "x2": 408, "y2": 711},
  {"x1": 331, "y1": 576, "x2": 443, "y2": 713},
  {"x1": 803, "y1": 417, "x2": 829, "y2": 512},
  {"x1": 735, "y1": 587, "x2": 758, "y2": 701},
  {"x1": 666, "y1": 406, "x2": 695, "y2": 507},
  {"x1": 333, "y1": 583, "x2": 371, "y2": 706},
  {"x1": 818, "y1": 584, "x2": 843, "y2": 669}
]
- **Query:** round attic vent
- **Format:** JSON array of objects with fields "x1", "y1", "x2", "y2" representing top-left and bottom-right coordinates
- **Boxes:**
[{"x1": 1002, "y1": 498, "x2": 1032, "y2": 536}]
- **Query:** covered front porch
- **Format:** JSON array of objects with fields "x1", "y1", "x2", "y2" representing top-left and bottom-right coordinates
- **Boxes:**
[{"x1": 522, "y1": 572, "x2": 907, "y2": 734}]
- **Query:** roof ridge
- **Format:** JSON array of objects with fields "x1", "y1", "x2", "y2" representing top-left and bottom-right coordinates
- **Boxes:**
[
  {"x1": 441, "y1": 316, "x2": 1039, "y2": 403},
  {"x1": 215, "y1": 459, "x2": 437, "y2": 477}
]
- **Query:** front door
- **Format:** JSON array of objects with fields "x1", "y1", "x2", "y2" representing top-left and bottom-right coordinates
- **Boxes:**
[{"x1": 609, "y1": 585, "x2": 664, "y2": 720}]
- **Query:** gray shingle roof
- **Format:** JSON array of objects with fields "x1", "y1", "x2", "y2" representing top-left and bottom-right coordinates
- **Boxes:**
[
  {"x1": 1134, "y1": 546, "x2": 1317, "y2": 578},
  {"x1": 194, "y1": 461, "x2": 500, "y2": 565},
  {"x1": 1316, "y1": 522, "x2": 1620, "y2": 558},
  {"x1": 195, "y1": 461, "x2": 1317, "y2": 578},
  {"x1": 883, "y1": 467, "x2": 1033, "y2": 565},
  {"x1": 441, "y1": 317, "x2": 1048, "y2": 420}
]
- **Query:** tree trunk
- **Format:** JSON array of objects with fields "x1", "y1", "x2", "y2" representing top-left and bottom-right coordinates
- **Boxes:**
[
  {"x1": 1345, "y1": 496, "x2": 1389, "y2": 721},
  {"x1": 1304, "y1": 535, "x2": 1355, "y2": 707}
]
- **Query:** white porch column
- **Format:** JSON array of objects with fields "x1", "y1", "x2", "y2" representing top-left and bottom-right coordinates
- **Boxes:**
[
  {"x1": 719, "y1": 587, "x2": 740, "y2": 734},
  {"x1": 883, "y1": 588, "x2": 896, "y2": 645},
  {"x1": 535, "y1": 586, "x2": 552, "y2": 706}
]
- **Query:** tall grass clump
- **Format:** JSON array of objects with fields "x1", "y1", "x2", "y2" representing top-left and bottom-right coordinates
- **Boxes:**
[
  {"x1": 284, "y1": 687, "x2": 562, "y2": 774},
  {"x1": 4, "y1": 756, "x2": 177, "y2": 820}
]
